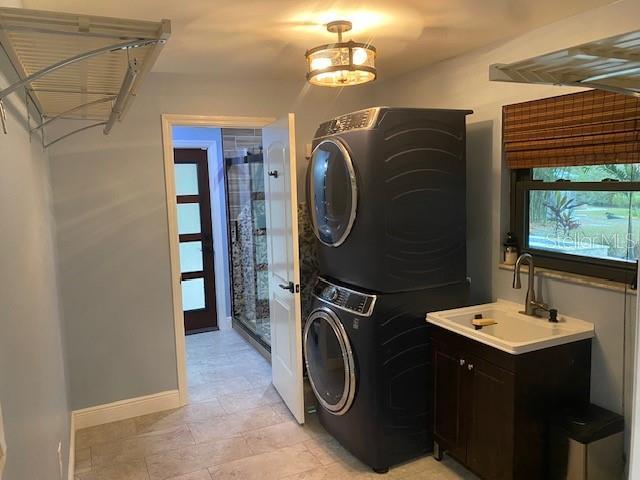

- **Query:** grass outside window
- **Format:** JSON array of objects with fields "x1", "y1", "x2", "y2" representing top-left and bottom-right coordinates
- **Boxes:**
[{"x1": 511, "y1": 164, "x2": 640, "y2": 284}]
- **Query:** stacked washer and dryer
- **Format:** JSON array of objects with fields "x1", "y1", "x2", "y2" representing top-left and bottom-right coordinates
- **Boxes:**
[{"x1": 303, "y1": 107, "x2": 473, "y2": 473}]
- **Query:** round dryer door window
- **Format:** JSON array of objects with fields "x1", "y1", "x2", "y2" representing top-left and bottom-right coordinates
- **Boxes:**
[
  {"x1": 303, "y1": 308, "x2": 356, "y2": 415},
  {"x1": 309, "y1": 139, "x2": 357, "y2": 247}
]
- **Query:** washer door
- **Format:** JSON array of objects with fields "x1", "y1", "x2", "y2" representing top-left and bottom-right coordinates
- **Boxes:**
[
  {"x1": 303, "y1": 308, "x2": 356, "y2": 415},
  {"x1": 309, "y1": 139, "x2": 357, "y2": 247}
]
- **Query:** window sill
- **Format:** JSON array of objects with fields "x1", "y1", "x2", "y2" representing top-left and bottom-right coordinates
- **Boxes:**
[{"x1": 498, "y1": 263, "x2": 636, "y2": 295}]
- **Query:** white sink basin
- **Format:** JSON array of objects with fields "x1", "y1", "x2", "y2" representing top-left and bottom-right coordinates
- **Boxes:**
[{"x1": 426, "y1": 300, "x2": 595, "y2": 354}]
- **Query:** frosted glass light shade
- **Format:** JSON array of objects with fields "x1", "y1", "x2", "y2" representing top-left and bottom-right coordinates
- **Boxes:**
[{"x1": 306, "y1": 41, "x2": 376, "y2": 87}]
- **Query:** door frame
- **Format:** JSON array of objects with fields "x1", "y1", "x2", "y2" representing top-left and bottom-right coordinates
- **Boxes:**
[{"x1": 161, "y1": 114, "x2": 276, "y2": 405}]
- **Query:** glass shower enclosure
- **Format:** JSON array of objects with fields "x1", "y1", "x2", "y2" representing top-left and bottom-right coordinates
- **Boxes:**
[{"x1": 223, "y1": 130, "x2": 271, "y2": 350}]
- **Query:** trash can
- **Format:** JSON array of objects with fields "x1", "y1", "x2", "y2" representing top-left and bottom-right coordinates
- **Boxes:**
[{"x1": 549, "y1": 403, "x2": 624, "y2": 479}]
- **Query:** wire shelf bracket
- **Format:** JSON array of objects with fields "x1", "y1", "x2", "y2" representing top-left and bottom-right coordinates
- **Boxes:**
[
  {"x1": 490, "y1": 29, "x2": 640, "y2": 98},
  {"x1": 0, "y1": 7, "x2": 170, "y2": 144}
]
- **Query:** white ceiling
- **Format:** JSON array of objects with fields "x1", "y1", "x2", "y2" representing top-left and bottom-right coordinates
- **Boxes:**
[{"x1": 23, "y1": 0, "x2": 617, "y2": 81}]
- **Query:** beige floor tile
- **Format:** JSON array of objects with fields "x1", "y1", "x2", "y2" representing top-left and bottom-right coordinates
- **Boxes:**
[
  {"x1": 270, "y1": 401, "x2": 296, "y2": 421},
  {"x1": 91, "y1": 425, "x2": 195, "y2": 466},
  {"x1": 145, "y1": 436, "x2": 252, "y2": 480},
  {"x1": 219, "y1": 385, "x2": 282, "y2": 414},
  {"x1": 279, "y1": 460, "x2": 377, "y2": 480},
  {"x1": 226, "y1": 352, "x2": 270, "y2": 368},
  {"x1": 189, "y1": 375, "x2": 255, "y2": 401},
  {"x1": 187, "y1": 386, "x2": 219, "y2": 405},
  {"x1": 135, "y1": 399, "x2": 226, "y2": 434},
  {"x1": 187, "y1": 345, "x2": 228, "y2": 358},
  {"x1": 299, "y1": 413, "x2": 333, "y2": 443},
  {"x1": 396, "y1": 466, "x2": 467, "y2": 480},
  {"x1": 243, "y1": 372, "x2": 274, "y2": 388},
  {"x1": 179, "y1": 400, "x2": 228, "y2": 423},
  {"x1": 76, "y1": 419, "x2": 138, "y2": 449},
  {"x1": 302, "y1": 438, "x2": 354, "y2": 466},
  {"x1": 385, "y1": 455, "x2": 442, "y2": 478},
  {"x1": 75, "y1": 446, "x2": 92, "y2": 474},
  {"x1": 188, "y1": 405, "x2": 284, "y2": 443},
  {"x1": 438, "y1": 456, "x2": 480, "y2": 480},
  {"x1": 196, "y1": 338, "x2": 252, "y2": 352},
  {"x1": 190, "y1": 364, "x2": 254, "y2": 382},
  {"x1": 217, "y1": 341, "x2": 255, "y2": 354},
  {"x1": 75, "y1": 459, "x2": 149, "y2": 480},
  {"x1": 208, "y1": 444, "x2": 321, "y2": 480},
  {"x1": 133, "y1": 408, "x2": 187, "y2": 434},
  {"x1": 77, "y1": 327, "x2": 478, "y2": 480},
  {"x1": 164, "y1": 470, "x2": 212, "y2": 480},
  {"x1": 243, "y1": 421, "x2": 313, "y2": 454}
]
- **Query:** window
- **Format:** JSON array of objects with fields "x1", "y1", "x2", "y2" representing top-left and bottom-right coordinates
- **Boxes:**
[
  {"x1": 503, "y1": 89, "x2": 640, "y2": 284},
  {"x1": 511, "y1": 164, "x2": 640, "y2": 283}
]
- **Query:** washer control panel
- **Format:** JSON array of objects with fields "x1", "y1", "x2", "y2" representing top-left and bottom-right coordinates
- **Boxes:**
[
  {"x1": 313, "y1": 277, "x2": 376, "y2": 316},
  {"x1": 314, "y1": 108, "x2": 380, "y2": 138}
]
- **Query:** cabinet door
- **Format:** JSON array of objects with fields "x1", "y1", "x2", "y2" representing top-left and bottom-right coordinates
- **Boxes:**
[
  {"x1": 433, "y1": 342, "x2": 466, "y2": 460},
  {"x1": 466, "y1": 355, "x2": 515, "y2": 480}
]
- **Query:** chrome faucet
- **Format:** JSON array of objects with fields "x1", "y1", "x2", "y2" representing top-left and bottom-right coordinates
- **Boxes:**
[{"x1": 512, "y1": 253, "x2": 550, "y2": 317}]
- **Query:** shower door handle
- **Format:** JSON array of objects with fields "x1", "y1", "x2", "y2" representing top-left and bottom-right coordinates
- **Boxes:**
[{"x1": 279, "y1": 281, "x2": 296, "y2": 293}]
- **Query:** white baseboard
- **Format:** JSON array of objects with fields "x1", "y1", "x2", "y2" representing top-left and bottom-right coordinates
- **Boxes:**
[
  {"x1": 72, "y1": 390, "x2": 181, "y2": 431},
  {"x1": 67, "y1": 413, "x2": 75, "y2": 480}
]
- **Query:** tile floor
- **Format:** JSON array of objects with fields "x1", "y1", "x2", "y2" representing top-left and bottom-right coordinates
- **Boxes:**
[{"x1": 74, "y1": 318, "x2": 478, "y2": 480}]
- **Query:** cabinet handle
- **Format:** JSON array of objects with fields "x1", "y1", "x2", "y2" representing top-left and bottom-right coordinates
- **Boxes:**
[
  {"x1": 468, "y1": 364, "x2": 474, "y2": 371},
  {"x1": 459, "y1": 359, "x2": 466, "y2": 366}
]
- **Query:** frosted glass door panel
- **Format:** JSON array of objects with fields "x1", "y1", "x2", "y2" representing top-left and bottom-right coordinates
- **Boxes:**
[
  {"x1": 177, "y1": 203, "x2": 201, "y2": 234},
  {"x1": 180, "y1": 241, "x2": 203, "y2": 273},
  {"x1": 182, "y1": 278, "x2": 205, "y2": 310},
  {"x1": 175, "y1": 164, "x2": 199, "y2": 195}
]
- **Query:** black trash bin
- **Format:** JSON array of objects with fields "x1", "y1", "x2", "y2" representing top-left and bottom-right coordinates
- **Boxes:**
[{"x1": 549, "y1": 403, "x2": 624, "y2": 479}]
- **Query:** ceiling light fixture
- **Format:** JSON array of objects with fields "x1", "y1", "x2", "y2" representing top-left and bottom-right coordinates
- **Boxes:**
[{"x1": 305, "y1": 20, "x2": 377, "y2": 87}]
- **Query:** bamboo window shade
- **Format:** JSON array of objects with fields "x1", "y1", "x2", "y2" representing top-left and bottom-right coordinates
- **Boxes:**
[{"x1": 503, "y1": 90, "x2": 640, "y2": 169}]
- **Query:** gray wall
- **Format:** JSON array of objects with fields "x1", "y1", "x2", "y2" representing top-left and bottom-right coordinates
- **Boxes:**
[
  {"x1": 373, "y1": 0, "x2": 639, "y2": 426},
  {"x1": 0, "y1": 51, "x2": 70, "y2": 479},
  {"x1": 48, "y1": 74, "x2": 373, "y2": 409}
]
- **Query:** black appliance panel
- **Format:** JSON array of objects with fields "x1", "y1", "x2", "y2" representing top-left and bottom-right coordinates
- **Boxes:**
[
  {"x1": 314, "y1": 107, "x2": 379, "y2": 138},
  {"x1": 310, "y1": 107, "x2": 472, "y2": 293},
  {"x1": 312, "y1": 277, "x2": 376, "y2": 316},
  {"x1": 306, "y1": 279, "x2": 470, "y2": 472}
]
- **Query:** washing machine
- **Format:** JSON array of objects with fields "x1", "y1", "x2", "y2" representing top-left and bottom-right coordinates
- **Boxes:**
[
  {"x1": 307, "y1": 107, "x2": 472, "y2": 293},
  {"x1": 303, "y1": 276, "x2": 469, "y2": 473}
]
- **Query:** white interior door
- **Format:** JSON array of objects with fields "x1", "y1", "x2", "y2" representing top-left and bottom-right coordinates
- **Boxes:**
[
  {"x1": 629, "y1": 268, "x2": 640, "y2": 478},
  {"x1": 263, "y1": 113, "x2": 305, "y2": 424}
]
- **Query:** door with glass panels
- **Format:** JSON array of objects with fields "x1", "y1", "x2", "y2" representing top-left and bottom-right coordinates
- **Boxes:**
[{"x1": 174, "y1": 148, "x2": 218, "y2": 334}]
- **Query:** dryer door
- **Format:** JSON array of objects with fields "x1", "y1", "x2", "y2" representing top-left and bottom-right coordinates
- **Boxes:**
[
  {"x1": 303, "y1": 308, "x2": 356, "y2": 415},
  {"x1": 309, "y1": 139, "x2": 357, "y2": 247}
]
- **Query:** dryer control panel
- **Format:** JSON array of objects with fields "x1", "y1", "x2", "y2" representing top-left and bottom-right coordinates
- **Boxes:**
[
  {"x1": 314, "y1": 108, "x2": 380, "y2": 138},
  {"x1": 312, "y1": 277, "x2": 376, "y2": 316}
]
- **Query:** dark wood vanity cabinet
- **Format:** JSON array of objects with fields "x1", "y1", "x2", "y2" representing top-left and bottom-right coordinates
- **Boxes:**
[{"x1": 430, "y1": 325, "x2": 591, "y2": 480}]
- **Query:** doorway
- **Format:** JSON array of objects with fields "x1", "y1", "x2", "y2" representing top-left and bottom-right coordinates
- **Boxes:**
[
  {"x1": 162, "y1": 114, "x2": 305, "y2": 424},
  {"x1": 172, "y1": 126, "x2": 270, "y2": 350}
]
